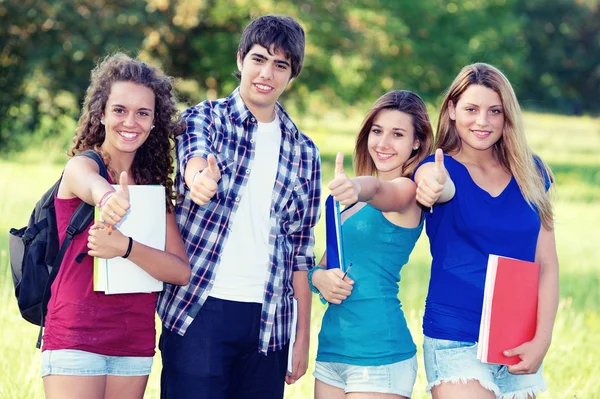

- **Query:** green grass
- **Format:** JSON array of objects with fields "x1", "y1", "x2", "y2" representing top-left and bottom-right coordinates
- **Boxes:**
[{"x1": 1, "y1": 111, "x2": 599, "y2": 398}]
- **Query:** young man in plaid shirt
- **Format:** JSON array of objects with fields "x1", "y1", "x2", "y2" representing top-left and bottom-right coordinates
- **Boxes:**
[{"x1": 157, "y1": 15, "x2": 321, "y2": 399}]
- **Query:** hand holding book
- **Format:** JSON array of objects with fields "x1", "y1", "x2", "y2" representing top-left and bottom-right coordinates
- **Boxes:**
[
  {"x1": 477, "y1": 255, "x2": 540, "y2": 366},
  {"x1": 93, "y1": 185, "x2": 165, "y2": 294},
  {"x1": 311, "y1": 267, "x2": 354, "y2": 305},
  {"x1": 88, "y1": 221, "x2": 131, "y2": 259},
  {"x1": 502, "y1": 336, "x2": 548, "y2": 375}
]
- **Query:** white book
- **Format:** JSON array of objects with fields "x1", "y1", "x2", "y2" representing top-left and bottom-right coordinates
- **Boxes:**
[
  {"x1": 287, "y1": 297, "x2": 298, "y2": 375},
  {"x1": 93, "y1": 185, "x2": 165, "y2": 294}
]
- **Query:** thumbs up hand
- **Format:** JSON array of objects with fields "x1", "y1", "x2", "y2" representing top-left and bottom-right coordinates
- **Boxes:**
[
  {"x1": 100, "y1": 171, "x2": 131, "y2": 226},
  {"x1": 190, "y1": 154, "x2": 222, "y2": 206},
  {"x1": 328, "y1": 152, "x2": 360, "y2": 206},
  {"x1": 416, "y1": 149, "x2": 447, "y2": 207}
]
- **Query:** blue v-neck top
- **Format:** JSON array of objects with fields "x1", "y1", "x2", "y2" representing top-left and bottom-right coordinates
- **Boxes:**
[{"x1": 419, "y1": 154, "x2": 550, "y2": 342}]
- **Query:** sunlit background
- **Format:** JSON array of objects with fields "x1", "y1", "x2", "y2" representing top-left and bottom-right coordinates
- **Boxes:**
[{"x1": 1, "y1": 1, "x2": 599, "y2": 398}]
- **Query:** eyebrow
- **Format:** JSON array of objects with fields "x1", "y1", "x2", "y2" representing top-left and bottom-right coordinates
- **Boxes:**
[
  {"x1": 251, "y1": 52, "x2": 291, "y2": 67},
  {"x1": 372, "y1": 123, "x2": 407, "y2": 132},
  {"x1": 464, "y1": 103, "x2": 503, "y2": 108},
  {"x1": 111, "y1": 104, "x2": 154, "y2": 112}
]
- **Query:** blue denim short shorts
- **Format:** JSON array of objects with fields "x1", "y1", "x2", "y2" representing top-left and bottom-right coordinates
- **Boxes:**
[
  {"x1": 423, "y1": 336, "x2": 547, "y2": 399},
  {"x1": 314, "y1": 355, "x2": 417, "y2": 397},
  {"x1": 41, "y1": 349, "x2": 153, "y2": 377}
]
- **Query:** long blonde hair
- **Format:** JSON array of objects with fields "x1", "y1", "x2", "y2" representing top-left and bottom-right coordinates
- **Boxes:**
[
  {"x1": 436, "y1": 63, "x2": 554, "y2": 229},
  {"x1": 354, "y1": 90, "x2": 433, "y2": 178}
]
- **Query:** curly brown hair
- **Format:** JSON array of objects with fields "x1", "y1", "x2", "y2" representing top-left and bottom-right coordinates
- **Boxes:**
[{"x1": 70, "y1": 52, "x2": 181, "y2": 212}]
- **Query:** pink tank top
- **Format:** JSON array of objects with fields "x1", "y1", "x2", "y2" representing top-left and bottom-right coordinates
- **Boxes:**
[{"x1": 42, "y1": 194, "x2": 157, "y2": 357}]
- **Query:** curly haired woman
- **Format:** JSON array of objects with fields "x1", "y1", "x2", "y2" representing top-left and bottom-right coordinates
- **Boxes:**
[{"x1": 41, "y1": 53, "x2": 190, "y2": 399}]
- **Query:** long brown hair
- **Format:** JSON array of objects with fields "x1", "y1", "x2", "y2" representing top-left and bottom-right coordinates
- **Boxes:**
[
  {"x1": 70, "y1": 53, "x2": 182, "y2": 212},
  {"x1": 435, "y1": 63, "x2": 554, "y2": 229},
  {"x1": 354, "y1": 90, "x2": 433, "y2": 178}
]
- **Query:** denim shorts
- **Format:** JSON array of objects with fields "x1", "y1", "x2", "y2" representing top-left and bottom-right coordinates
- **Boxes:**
[
  {"x1": 423, "y1": 336, "x2": 547, "y2": 399},
  {"x1": 41, "y1": 349, "x2": 153, "y2": 377},
  {"x1": 314, "y1": 356, "x2": 417, "y2": 397}
]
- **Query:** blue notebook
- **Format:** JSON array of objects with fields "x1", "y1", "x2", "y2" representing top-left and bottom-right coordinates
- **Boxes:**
[{"x1": 325, "y1": 195, "x2": 347, "y2": 271}]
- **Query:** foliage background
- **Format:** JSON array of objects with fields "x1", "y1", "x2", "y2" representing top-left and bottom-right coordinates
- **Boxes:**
[
  {"x1": 2, "y1": 0, "x2": 600, "y2": 152},
  {"x1": 1, "y1": 1, "x2": 600, "y2": 398}
]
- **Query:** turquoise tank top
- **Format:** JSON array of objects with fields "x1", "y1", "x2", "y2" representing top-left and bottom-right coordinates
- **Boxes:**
[{"x1": 316, "y1": 204, "x2": 423, "y2": 366}]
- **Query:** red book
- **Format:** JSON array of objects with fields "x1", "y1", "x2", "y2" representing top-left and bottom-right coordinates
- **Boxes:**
[{"x1": 477, "y1": 255, "x2": 540, "y2": 365}]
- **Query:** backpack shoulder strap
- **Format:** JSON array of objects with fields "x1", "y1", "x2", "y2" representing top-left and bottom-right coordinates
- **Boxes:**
[
  {"x1": 78, "y1": 150, "x2": 108, "y2": 180},
  {"x1": 66, "y1": 150, "x2": 109, "y2": 238}
]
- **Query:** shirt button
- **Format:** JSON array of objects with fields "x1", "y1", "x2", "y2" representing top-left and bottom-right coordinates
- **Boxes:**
[
  {"x1": 250, "y1": 139, "x2": 255, "y2": 144},
  {"x1": 294, "y1": 185, "x2": 300, "y2": 191},
  {"x1": 245, "y1": 169, "x2": 250, "y2": 174},
  {"x1": 235, "y1": 196, "x2": 240, "y2": 202},
  {"x1": 250, "y1": 117, "x2": 256, "y2": 122},
  {"x1": 209, "y1": 280, "x2": 215, "y2": 284}
]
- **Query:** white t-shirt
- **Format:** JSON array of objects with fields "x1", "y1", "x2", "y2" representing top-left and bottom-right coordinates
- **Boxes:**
[{"x1": 209, "y1": 116, "x2": 282, "y2": 303}]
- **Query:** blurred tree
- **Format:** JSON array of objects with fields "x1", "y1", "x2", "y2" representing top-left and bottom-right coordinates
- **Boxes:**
[
  {"x1": 517, "y1": 0, "x2": 600, "y2": 114},
  {"x1": 2, "y1": 0, "x2": 597, "y2": 152},
  {"x1": 0, "y1": 0, "x2": 159, "y2": 151}
]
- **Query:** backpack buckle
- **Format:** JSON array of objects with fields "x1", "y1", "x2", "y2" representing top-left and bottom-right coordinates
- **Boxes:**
[{"x1": 65, "y1": 225, "x2": 78, "y2": 238}]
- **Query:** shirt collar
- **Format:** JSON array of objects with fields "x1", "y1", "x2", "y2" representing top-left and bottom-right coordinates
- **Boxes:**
[{"x1": 228, "y1": 87, "x2": 300, "y2": 141}]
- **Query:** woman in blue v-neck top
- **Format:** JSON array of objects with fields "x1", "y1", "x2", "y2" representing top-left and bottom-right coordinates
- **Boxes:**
[{"x1": 414, "y1": 63, "x2": 558, "y2": 399}]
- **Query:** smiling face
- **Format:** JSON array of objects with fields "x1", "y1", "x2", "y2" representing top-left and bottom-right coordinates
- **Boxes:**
[
  {"x1": 449, "y1": 84, "x2": 505, "y2": 156},
  {"x1": 100, "y1": 81, "x2": 155, "y2": 156},
  {"x1": 367, "y1": 109, "x2": 419, "y2": 181},
  {"x1": 237, "y1": 44, "x2": 293, "y2": 122}
]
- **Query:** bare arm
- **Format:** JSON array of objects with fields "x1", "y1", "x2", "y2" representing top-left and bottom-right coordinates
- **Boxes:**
[
  {"x1": 505, "y1": 223, "x2": 559, "y2": 374},
  {"x1": 328, "y1": 152, "x2": 417, "y2": 213},
  {"x1": 534, "y1": 223, "x2": 559, "y2": 345},
  {"x1": 353, "y1": 176, "x2": 417, "y2": 213},
  {"x1": 60, "y1": 157, "x2": 131, "y2": 226},
  {"x1": 286, "y1": 270, "x2": 311, "y2": 385},
  {"x1": 59, "y1": 156, "x2": 117, "y2": 206}
]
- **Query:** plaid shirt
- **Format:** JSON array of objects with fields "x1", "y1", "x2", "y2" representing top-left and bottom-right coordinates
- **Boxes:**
[{"x1": 157, "y1": 88, "x2": 321, "y2": 354}]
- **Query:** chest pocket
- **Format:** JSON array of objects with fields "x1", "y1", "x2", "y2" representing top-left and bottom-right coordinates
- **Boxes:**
[
  {"x1": 279, "y1": 176, "x2": 312, "y2": 235},
  {"x1": 213, "y1": 155, "x2": 234, "y2": 202}
]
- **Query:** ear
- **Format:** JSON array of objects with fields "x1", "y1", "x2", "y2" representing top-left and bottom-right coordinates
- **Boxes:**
[
  {"x1": 236, "y1": 51, "x2": 243, "y2": 72},
  {"x1": 413, "y1": 139, "x2": 420, "y2": 151},
  {"x1": 448, "y1": 101, "x2": 456, "y2": 121}
]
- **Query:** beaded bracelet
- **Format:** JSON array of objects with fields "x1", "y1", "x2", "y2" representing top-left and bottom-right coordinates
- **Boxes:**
[
  {"x1": 122, "y1": 236, "x2": 133, "y2": 259},
  {"x1": 97, "y1": 190, "x2": 115, "y2": 208},
  {"x1": 307, "y1": 266, "x2": 328, "y2": 304},
  {"x1": 307, "y1": 265, "x2": 324, "y2": 294}
]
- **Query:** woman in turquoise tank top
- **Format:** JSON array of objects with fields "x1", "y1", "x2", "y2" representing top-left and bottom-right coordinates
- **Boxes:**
[{"x1": 308, "y1": 90, "x2": 434, "y2": 399}]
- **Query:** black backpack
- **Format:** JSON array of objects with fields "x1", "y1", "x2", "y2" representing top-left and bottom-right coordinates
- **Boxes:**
[{"x1": 8, "y1": 150, "x2": 108, "y2": 348}]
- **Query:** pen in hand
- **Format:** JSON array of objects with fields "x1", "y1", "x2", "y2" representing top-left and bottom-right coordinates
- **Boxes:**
[{"x1": 342, "y1": 263, "x2": 353, "y2": 280}]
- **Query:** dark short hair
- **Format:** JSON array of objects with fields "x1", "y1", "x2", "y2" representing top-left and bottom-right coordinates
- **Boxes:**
[{"x1": 234, "y1": 14, "x2": 305, "y2": 80}]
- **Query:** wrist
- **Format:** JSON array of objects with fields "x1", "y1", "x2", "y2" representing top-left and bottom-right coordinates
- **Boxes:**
[
  {"x1": 97, "y1": 189, "x2": 115, "y2": 208},
  {"x1": 294, "y1": 329, "x2": 310, "y2": 344},
  {"x1": 307, "y1": 266, "x2": 325, "y2": 294},
  {"x1": 353, "y1": 180, "x2": 363, "y2": 202},
  {"x1": 122, "y1": 236, "x2": 133, "y2": 258},
  {"x1": 533, "y1": 333, "x2": 552, "y2": 348},
  {"x1": 192, "y1": 169, "x2": 204, "y2": 183}
]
